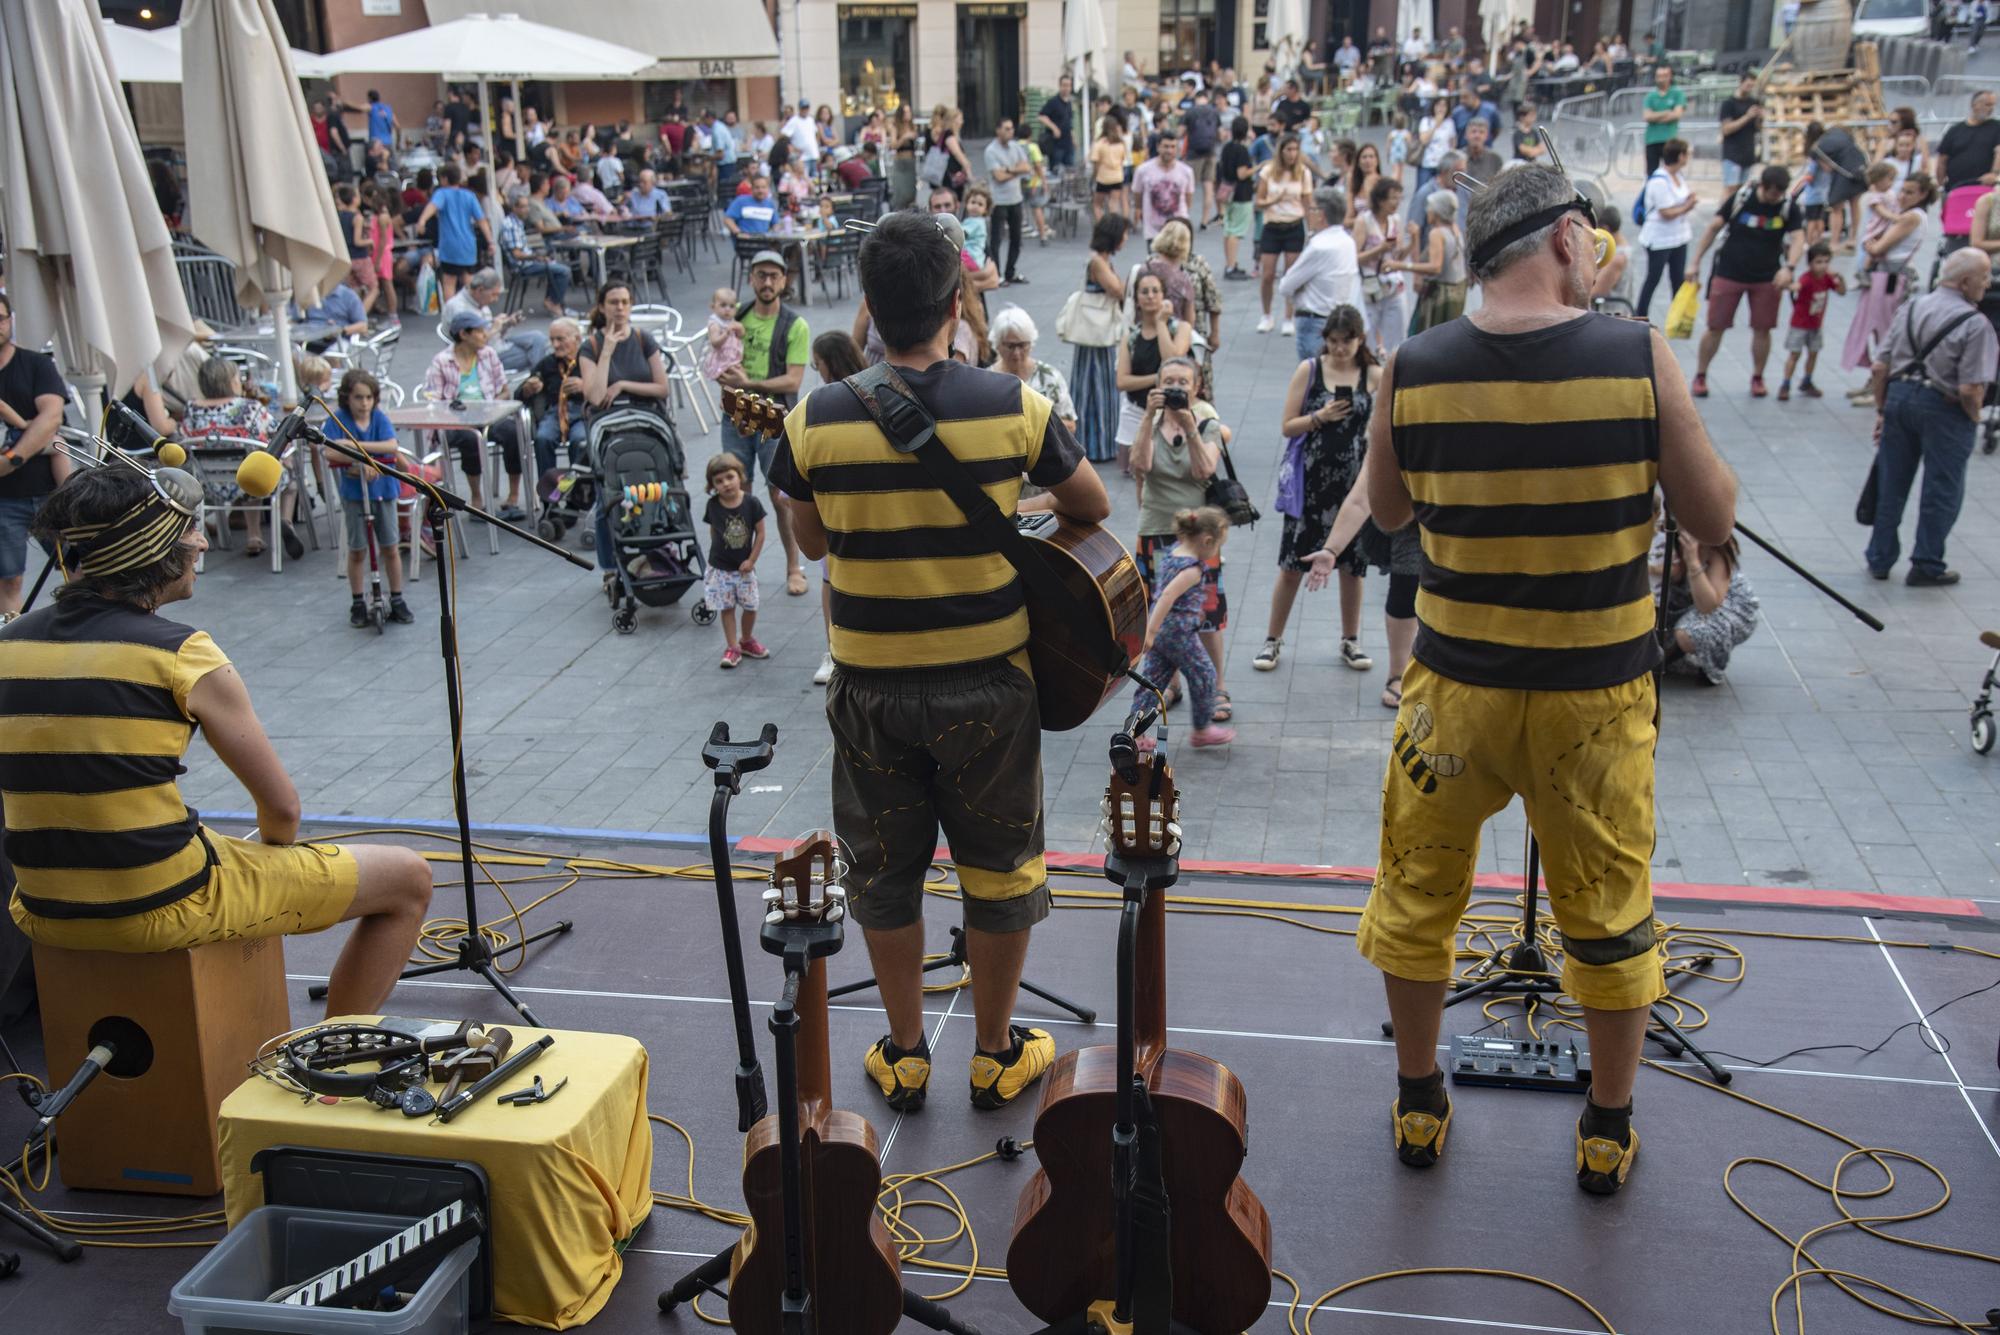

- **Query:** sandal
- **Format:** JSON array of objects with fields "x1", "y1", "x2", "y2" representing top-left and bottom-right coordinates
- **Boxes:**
[
  {"x1": 1381, "y1": 676, "x2": 1403, "y2": 709},
  {"x1": 243, "y1": 540, "x2": 267, "y2": 558},
  {"x1": 1211, "y1": 690, "x2": 1233, "y2": 723},
  {"x1": 1160, "y1": 682, "x2": 1183, "y2": 711}
]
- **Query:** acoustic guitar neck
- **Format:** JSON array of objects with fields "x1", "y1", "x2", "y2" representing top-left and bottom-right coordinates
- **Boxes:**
[{"x1": 1106, "y1": 753, "x2": 1179, "y2": 1073}]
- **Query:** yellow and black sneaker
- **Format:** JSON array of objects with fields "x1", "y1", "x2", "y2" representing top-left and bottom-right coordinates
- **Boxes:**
[
  {"x1": 1576, "y1": 1122, "x2": 1639, "y2": 1195},
  {"x1": 1392, "y1": 1095, "x2": 1452, "y2": 1168},
  {"x1": 969, "y1": 1025, "x2": 1056, "y2": 1111},
  {"x1": 863, "y1": 1035, "x2": 931, "y2": 1112}
]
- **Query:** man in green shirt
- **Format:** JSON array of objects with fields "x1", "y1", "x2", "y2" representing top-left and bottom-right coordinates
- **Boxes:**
[
  {"x1": 716, "y1": 252, "x2": 812, "y2": 594},
  {"x1": 1642, "y1": 64, "x2": 1685, "y2": 176}
]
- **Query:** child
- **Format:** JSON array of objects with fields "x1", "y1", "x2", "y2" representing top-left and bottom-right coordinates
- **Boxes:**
[
  {"x1": 701, "y1": 287, "x2": 744, "y2": 382},
  {"x1": 369, "y1": 187, "x2": 399, "y2": 321},
  {"x1": 1386, "y1": 113, "x2": 1412, "y2": 189},
  {"x1": 1854, "y1": 162, "x2": 1900, "y2": 277},
  {"x1": 326, "y1": 369, "x2": 414, "y2": 626},
  {"x1": 702, "y1": 453, "x2": 769, "y2": 669},
  {"x1": 777, "y1": 156, "x2": 815, "y2": 211},
  {"x1": 1779, "y1": 241, "x2": 1845, "y2": 400},
  {"x1": 961, "y1": 183, "x2": 992, "y2": 268},
  {"x1": 1130, "y1": 506, "x2": 1236, "y2": 749}
]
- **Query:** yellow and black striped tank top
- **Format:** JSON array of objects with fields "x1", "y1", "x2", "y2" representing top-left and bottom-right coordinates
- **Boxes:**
[
  {"x1": 772, "y1": 360, "x2": 1085, "y2": 671},
  {"x1": 0, "y1": 597, "x2": 228, "y2": 920},
  {"x1": 1390, "y1": 312, "x2": 1661, "y2": 691}
]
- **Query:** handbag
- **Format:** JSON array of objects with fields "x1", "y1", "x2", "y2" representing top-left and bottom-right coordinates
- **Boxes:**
[
  {"x1": 1361, "y1": 274, "x2": 1385, "y2": 304},
  {"x1": 1273, "y1": 433, "x2": 1308, "y2": 519},
  {"x1": 1855, "y1": 304, "x2": 1983, "y2": 526},
  {"x1": 1205, "y1": 439, "x2": 1260, "y2": 528},
  {"x1": 1056, "y1": 287, "x2": 1123, "y2": 347},
  {"x1": 920, "y1": 143, "x2": 950, "y2": 188}
]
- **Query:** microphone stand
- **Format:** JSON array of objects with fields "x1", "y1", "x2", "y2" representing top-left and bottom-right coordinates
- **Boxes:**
[{"x1": 293, "y1": 406, "x2": 591, "y2": 1026}]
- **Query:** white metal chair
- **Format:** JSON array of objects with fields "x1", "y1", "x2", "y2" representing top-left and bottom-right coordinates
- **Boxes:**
[
  {"x1": 631, "y1": 305, "x2": 714, "y2": 434},
  {"x1": 179, "y1": 434, "x2": 301, "y2": 574}
]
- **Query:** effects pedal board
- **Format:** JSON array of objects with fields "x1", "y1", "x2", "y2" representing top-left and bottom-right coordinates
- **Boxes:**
[{"x1": 1450, "y1": 1036, "x2": 1590, "y2": 1093}]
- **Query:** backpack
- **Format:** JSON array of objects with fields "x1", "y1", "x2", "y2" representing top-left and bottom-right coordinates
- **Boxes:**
[{"x1": 1631, "y1": 169, "x2": 1666, "y2": 226}]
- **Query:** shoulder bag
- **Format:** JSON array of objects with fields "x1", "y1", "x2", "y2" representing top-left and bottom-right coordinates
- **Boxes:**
[
  {"x1": 1204, "y1": 435, "x2": 1260, "y2": 528},
  {"x1": 1056, "y1": 277, "x2": 1123, "y2": 347}
]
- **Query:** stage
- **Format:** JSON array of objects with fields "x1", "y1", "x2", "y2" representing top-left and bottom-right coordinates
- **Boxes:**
[{"x1": 2, "y1": 820, "x2": 1996, "y2": 1334}]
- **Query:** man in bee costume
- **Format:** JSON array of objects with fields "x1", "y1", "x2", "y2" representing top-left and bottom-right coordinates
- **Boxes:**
[{"x1": 1357, "y1": 165, "x2": 1737, "y2": 1194}]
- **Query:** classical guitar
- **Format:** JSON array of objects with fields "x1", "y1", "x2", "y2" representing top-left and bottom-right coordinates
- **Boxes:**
[
  {"x1": 721, "y1": 385, "x2": 1148, "y2": 730},
  {"x1": 1005, "y1": 749, "x2": 1273, "y2": 1334},
  {"x1": 728, "y1": 838, "x2": 902, "y2": 1335}
]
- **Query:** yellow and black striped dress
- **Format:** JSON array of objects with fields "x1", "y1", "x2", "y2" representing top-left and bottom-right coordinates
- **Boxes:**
[
  {"x1": 1389, "y1": 312, "x2": 1662, "y2": 691},
  {"x1": 0, "y1": 597, "x2": 226, "y2": 921}
]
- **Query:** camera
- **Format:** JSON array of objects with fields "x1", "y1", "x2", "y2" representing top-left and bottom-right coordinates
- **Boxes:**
[{"x1": 1161, "y1": 387, "x2": 1190, "y2": 410}]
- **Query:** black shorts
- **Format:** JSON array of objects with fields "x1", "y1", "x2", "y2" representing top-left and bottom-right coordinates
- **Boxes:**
[
  {"x1": 439, "y1": 260, "x2": 478, "y2": 277},
  {"x1": 1802, "y1": 203, "x2": 1826, "y2": 224},
  {"x1": 1095, "y1": 180, "x2": 1123, "y2": 194},
  {"x1": 1260, "y1": 220, "x2": 1306, "y2": 255}
]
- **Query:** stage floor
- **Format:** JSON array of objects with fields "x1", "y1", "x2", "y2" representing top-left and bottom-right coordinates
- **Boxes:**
[{"x1": 3, "y1": 821, "x2": 1997, "y2": 1334}]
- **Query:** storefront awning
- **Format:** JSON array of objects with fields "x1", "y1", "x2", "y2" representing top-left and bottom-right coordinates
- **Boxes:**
[{"x1": 422, "y1": 1, "x2": 779, "y2": 80}]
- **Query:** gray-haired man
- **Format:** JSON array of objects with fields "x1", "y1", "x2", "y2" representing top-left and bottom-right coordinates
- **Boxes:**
[
  {"x1": 441, "y1": 268, "x2": 549, "y2": 372},
  {"x1": 1278, "y1": 186, "x2": 1359, "y2": 361}
]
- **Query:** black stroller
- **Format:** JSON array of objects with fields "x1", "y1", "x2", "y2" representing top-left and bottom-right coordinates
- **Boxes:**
[{"x1": 590, "y1": 407, "x2": 714, "y2": 634}]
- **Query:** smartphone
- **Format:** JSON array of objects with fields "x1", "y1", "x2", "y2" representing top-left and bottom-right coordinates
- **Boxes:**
[{"x1": 1334, "y1": 385, "x2": 1354, "y2": 402}]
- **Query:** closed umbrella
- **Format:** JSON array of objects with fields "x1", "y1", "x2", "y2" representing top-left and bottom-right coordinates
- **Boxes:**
[
  {"x1": 180, "y1": 0, "x2": 348, "y2": 409},
  {"x1": 0, "y1": 1, "x2": 198, "y2": 418},
  {"x1": 1063, "y1": 0, "x2": 1109, "y2": 98},
  {"x1": 1267, "y1": 0, "x2": 1307, "y2": 79},
  {"x1": 311, "y1": 13, "x2": 654, "y2": 284},
  {"x1": 99, "y1": 19, "x2": 334, "y2": 84}
]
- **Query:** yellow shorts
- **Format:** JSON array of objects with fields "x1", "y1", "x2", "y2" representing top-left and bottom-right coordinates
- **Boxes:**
[
  {"x1": 1356, "y1": 662, "x2": 1667, "y2": 1012},
  {"x1": 10, "y1": 830, "x2": 359, "y2": 954}
]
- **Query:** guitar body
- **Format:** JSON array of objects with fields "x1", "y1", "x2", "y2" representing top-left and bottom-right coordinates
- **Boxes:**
[
  {"x1": 1018, "y1": 513, "x2": 1149, "y2": 731},
  {"x1": 722, "y1": 387, "x2": 1147, "y2": 732},
  {"x1": 1007, "y1": 1048, "x2": 1273, "y2": 1335},
  {"x1": 727, "y1": 843, "x2": 902, "y2": 1335}
]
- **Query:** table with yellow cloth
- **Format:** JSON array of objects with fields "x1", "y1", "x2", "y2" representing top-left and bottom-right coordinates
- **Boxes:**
[{"x1": 217, "y1": 1017, "x2": 653, "y2": 1329}]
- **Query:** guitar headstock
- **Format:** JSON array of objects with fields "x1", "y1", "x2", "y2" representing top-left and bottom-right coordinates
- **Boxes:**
[
  {"x1": 1102, "y1": 752, "x2": 1182, "y2": 859},
  {"x1": 721, "y1": 386, "x2": 787, "y2": 442},
  {"x1": 764, "y1": 832, "x2": 849, "y2": 925}
]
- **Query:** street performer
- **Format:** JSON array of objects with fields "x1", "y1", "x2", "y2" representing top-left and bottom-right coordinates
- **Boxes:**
[
  {"x1": 1, "y1": 466, "x2": 434, "y2": 1017},
  {"x1": 1358, "y1": 165, "x2": 1737, "y2": 1194},
  {"x1": 769, "y1": 211, "x2": 1111, "y2": 1113}
]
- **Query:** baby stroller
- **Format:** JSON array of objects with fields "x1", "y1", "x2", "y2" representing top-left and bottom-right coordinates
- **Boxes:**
[
  {"x1": 536, "y1": 453, "x2": 597, "y2": 547},
  {"x1": 590, "y1": 406, "x2": 714, "y2": 634},
  {"x1": 1971, "y1": 631, "x2": 2000, "y2": 756}
]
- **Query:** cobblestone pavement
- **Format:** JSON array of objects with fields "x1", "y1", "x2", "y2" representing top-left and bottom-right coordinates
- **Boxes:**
[{"x1": 154, "y1": 160, "x2": 1999, "y2": 900}]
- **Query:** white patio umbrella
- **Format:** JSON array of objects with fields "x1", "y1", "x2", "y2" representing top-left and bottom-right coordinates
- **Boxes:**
[
  {"x1": 181, "y1": 0, "x2": 348, "y2": 409},
  {"x1": 1063, "y1": 0, "x2": 1109, "y2": 99},
  {"x1": 1266, "y1": 0, "x2": 1308, "y2": 79},
  {"x1": 98, "y1": 19, "x2": 334, "y2": 84},
  {"x1": 1397, "y1": 0, "x2": 1429, "y2": 53},
  {"x1": 311, "y1": 13, "x2": 654, "y2": 283},
  {"x1": 0, "y1": 1, "x2": 198, "y2": 418},
  {"x1": 1483, "y1": 0, "x2": 1535, "y2": 62}
]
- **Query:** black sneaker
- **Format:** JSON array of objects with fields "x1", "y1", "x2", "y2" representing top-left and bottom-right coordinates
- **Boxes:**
[
  {"x1": 1905, "y1": 568, "x2": 1961, "y2": 587},
  {"x1": 349, "y1": 601, "x2": 368, "y2": 628},
  {"x1": 389, "y1": 597, "x2": 415, "y2": 624}
]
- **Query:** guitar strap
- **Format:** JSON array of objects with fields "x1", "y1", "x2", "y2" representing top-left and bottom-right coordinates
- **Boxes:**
[{"x1": 841, "y1": 362, "x2": 1129, "y2": 675}]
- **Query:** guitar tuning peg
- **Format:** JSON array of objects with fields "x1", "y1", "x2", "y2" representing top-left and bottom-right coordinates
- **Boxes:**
[
  {"x1": 764, "y1": 909, "x2": 785, "y2": 926},
  {"x1": 827, "y1": 902, "x2": 846, "y2": 922}
]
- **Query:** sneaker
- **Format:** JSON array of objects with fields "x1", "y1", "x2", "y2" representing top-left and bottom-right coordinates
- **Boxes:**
[
  {"x1": 1190, "y1": 725, "x2": 1236, "y2": 747},
  {"x1": 1225, "y1": 266, "x2": 1251, "y2": 281},
  {"x1": 1576, "y1": 1121, "x2": 1638, "y2": 1195},
  {"x1": 1393, "y1": 1093, "x2": 1452, "y2": 1168},
  {"x1": 349, "y1": 600, "x2": 368, "y2": 628},
  {"x1": 1777, "y1": 380, "x2": 1791, "y2": 401},
  {"x1": 1341, "y1": 637, "x2": 1374, "y2": 671},
  {"x1": 1905, "y1": 568, "x2": 1961, "y2": 587},
  {"x1": 388, "y1": 598, "x2": 415, "y2": 625},
  {"x1": 1690, "y1": 373, "x2": 1709, "y2": 398},
  {"x1": 1749, "y1": 375, "x2": 1768, "y2": 398},
  {"x1": 864, "y1": 1035, "x2": 932, "y2": 1112},
  {"x1": 814, "y1": 653, "x2": 836, "y2": 685},
  {"x1": 1256, "y1": 314, "x2": 1275, "y2": 333},
  {"x1": 720, "y1": 646, "x2": 743, "y2": 669},
  {"x1": 1868, "y1": 566, "x2": 1890, "y2": 580},
  {"x1": 738, "y1": 636, "x2": 770, "y2": 659},
  {"x1": 1798, "y1": 379, "x2": 1822, "y2": 398},
  {"x1": 1281, "y1": 319, "x2": 1296, "y2": 337},
  {"x1": 1010, "y1": 275, "x2": 1030, "y2": 286},
  {"x1": 1253, "y1": 637, "x2": 1282, "y2": 671},
  {"x1": 496, "y1": 504, "x2": 528, "y2": 522},
  {"x1": 969, "y1": 1025, "x2": 1055, "y2": 1111}
]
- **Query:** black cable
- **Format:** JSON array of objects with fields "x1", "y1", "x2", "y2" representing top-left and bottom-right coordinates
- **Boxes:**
[{"x1": 1703, "y1": 975, "x2": 2000, "y2": 1069}]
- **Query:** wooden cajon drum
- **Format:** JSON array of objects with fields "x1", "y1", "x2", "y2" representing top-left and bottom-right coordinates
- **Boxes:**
[{"x1": 32, "y1": 936, "x2": 290, "y2": 1196}]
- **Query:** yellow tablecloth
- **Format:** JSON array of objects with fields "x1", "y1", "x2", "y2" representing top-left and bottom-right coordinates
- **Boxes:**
[{"x1": 218, "y1": 1017, "x2": 653, "y2": 1329}]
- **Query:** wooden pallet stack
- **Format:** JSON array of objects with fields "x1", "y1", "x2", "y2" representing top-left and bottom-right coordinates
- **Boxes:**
[{"x1": 1760, "y1": 40, "x2": 1892, "y2": 166}]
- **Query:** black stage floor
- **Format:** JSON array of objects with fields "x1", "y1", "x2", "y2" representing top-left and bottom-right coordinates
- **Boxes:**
[{"x1": 3, "y1": 821, "x2": 1997, "y2": 1334}]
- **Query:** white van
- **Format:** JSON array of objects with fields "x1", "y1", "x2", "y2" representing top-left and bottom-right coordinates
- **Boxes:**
[{"x1": 1850, "y1": 0, "x2": 1934, "y2": 40}]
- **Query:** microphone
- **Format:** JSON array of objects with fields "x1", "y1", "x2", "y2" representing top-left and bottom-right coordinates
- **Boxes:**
[
  {"x1": 236, "y1": 449, "x2": 283, "y2": 498},
  {"x1": 31, "y1": 1043, "x2": 116, "y2": 1140},
  {"x1": 109, "y1": 400, "x2": 166, "y2": 451}
]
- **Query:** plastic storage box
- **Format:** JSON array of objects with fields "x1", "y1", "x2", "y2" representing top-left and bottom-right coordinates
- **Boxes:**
[{"x1": 167, "y1": 1204, "x2": 477, "y2": 1335}]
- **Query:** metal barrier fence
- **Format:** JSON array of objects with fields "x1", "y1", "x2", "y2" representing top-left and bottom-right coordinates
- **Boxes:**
[
  {"x1": 1544, "y1": 113, "x2": 1617, "y2": 179},
  {"x1": 1611, "y1": 121, "x2": 1727, "y2": 183},
  {"x1": 1604, "y1": 77, "x2": 1742, "y2": 123}
]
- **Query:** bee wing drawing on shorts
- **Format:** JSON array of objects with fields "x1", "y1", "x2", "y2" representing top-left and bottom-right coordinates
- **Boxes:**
[{"x1": 1392, "y1": 700, "x2": 1464, "y2": 792}]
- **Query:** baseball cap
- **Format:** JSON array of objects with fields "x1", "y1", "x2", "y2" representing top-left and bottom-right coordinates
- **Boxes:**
[
  {"x1": 749, "y1": 249, "x2": 788, "y2": 271},
  {"x1": 445, "y1": 307, "x2": 491, "y2": 335}
]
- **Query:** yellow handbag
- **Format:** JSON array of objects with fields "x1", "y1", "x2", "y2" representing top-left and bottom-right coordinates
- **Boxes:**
[{"x1": 1664, "y1": 280, "x2": 1699, "y2": 340}]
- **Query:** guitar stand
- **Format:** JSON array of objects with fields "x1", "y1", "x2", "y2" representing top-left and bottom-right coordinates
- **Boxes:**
[
  {"x1": 700, "y1": 722, "x2": 776, "y2": 1133},
  {"x1": 1382, "y1": 828, "x2": 1731, "y2": 1085},
  {"x1": 828, "y1": 926, "x2": 1098, "y2": 1026},
  {"x1": 1029, "y1": 848, "x2": 1198, "y2": 1335}
]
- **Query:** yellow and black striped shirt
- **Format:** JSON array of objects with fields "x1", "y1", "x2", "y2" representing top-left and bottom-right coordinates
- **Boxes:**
[
  {"x1": 770, "y1": 360, "x2": 1084, "y2": 671},
  {"x1": 1, "y1": 597, "x2": 228, "y2": 920},
  {"x1": 1390, "y1": 312, "x2": 1661, "y2": 691}
]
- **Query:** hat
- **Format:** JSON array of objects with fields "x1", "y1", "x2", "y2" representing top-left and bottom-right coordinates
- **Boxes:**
[
  {"x1": 748, "y1": 249, "x2": 788, "y2": 272},
  {"x1": 446, "y1": 307, "x2": 492, "y2": 336}
]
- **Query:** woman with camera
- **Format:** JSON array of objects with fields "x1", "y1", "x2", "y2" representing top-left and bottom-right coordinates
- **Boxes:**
[
  {"x1": 1130, "y1": 355, "x2": 1233, "y2": 723},
  {"x1": 1255, "y1": 305, "x2": 1383, "y2": 678}
]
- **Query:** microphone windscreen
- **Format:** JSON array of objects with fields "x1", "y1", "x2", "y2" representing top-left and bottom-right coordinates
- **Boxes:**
[
  {"x1": 156, "y1": 441, "x2": 187, "y2": 468},
  {"x1": 236, "y1": 450, "x2": 283, "y2": 498}
]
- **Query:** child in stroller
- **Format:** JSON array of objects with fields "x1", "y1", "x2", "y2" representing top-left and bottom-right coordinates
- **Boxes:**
[{"x1": 589, "y1": 407, "x2": 715, "y2": 633}]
